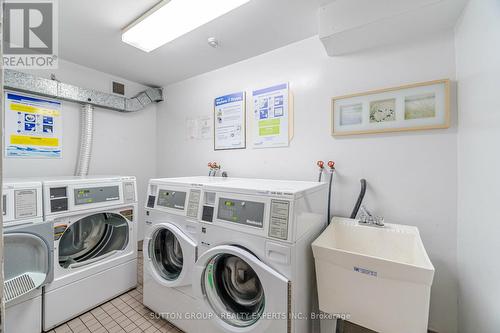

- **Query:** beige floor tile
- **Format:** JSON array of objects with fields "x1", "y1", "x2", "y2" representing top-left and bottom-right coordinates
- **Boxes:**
[
  {"x1": 71, "y1": 325, "x2": 92, "y2": 333},
  {"x1": 50, "y1": 249, "x2": 185, "y2": 333},
  {"x1": 54, "y1": 324, "x2": 72, "y2": 333}
]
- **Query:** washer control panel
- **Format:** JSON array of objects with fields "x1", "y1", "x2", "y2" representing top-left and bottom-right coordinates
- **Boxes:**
[
  {"x1": 201, "y1": 192, "x2": 216, "y2": 223},
  {"x1": 157, "y1": 189, "x2": 186, "y2": 210},
  {"x1": 217, "y1": 197, "x2": 265, "y2": 228},
  {"x1": 186, "y1": 189, "x2": 201, "y2": 218}
]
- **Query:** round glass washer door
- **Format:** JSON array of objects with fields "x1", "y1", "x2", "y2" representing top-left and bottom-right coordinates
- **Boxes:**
[
  {"x1": 58, "y1": 212, "x2": 129, "y2": 268},
  {"x1": 150, "y1": 228, "x2": 184, "y2": 281},
  {"x1": 203, "y1": 252, "x2": 266, "y2": 328},
  {"x1": 147, "y1": 223, "x2": 196, "y2": 286}
]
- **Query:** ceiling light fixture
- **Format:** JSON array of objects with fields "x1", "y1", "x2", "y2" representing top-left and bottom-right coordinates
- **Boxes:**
[{"x1": 122, "y1": 0, "x2": 250, "y2": 52}]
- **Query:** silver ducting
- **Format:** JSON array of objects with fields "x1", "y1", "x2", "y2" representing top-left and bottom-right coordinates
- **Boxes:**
[
  {"x1": 4, "y1": 69, "x2": 163, "y2": 112},
  {"x1": 4, "y1": 69, "x2": 162, "y2": 177},
  {"x1": 75, "y1": 104, "x2": 94, "y2": 176}
]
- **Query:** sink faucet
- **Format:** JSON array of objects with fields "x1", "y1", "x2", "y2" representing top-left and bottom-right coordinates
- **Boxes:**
[{"x1": 358, "y1": 205, "x2": 385, "y2": 227}]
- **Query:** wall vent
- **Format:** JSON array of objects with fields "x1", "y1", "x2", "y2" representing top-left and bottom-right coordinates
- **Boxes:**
[{"x1": 112, "y1": 81, "x2": 125, "y2": 96}]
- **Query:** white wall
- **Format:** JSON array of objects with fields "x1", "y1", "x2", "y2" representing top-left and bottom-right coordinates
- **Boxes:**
[
  {"x1": 455, "y1": 1, "x2": 500, "y2": 332},
  {"x1": 157, "y1": 34, "x2": 458, "y2": 332},
  {"x1": 3, "y1": 59, "x2": 158, "y2": 240}
]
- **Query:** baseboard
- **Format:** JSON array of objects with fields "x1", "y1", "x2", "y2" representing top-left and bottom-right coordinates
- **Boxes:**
[{"x1": 337, "y1": 320, "x2": 438, "y2": 333}]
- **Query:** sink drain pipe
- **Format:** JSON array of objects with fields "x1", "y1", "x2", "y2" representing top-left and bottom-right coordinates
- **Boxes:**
[{"x1": 75, "y1": 104, "x2": 94, "y2": 176}]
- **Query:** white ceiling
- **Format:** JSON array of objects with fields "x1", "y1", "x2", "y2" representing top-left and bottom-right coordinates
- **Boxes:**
[{"x1": 59, "y1": 0, "x2": 322, "y2": 87}]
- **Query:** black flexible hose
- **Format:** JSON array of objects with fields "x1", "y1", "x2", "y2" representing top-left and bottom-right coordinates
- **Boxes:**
[
  {"x1": 350, "y1": 179, "x2": 367, "y2": 219},
  {"x1": 327, "y1": 171, "x2": 334, "y2": 224}
]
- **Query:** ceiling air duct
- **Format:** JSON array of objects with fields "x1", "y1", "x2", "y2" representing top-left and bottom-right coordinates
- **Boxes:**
[{"x1": 4, "y1": 69, "x2": 163, "y2": 112}]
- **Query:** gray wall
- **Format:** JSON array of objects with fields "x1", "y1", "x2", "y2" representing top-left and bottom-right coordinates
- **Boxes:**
[{"x1": 456, "y1": 0, "x2": 500, "y2": 332}]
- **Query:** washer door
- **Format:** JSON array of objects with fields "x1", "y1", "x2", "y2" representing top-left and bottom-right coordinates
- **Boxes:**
[
  {"x1": 58, "y1": 212, "x2": 129, "y2": 269},
  {"x1": 193, "y1": 245, "x2": 289, "y2": 333},
  {"x1": 145, "y1": 222, "x2": 196, "y2": 287}
]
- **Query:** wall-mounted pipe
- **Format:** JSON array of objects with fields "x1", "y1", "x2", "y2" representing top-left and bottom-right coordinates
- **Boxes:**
[
  {"x1": 4, "y1": 69, "x2": 163, "y2": 112},
  {"x1": 75, "y1": 104, "x2": 94, "y2": 176}
]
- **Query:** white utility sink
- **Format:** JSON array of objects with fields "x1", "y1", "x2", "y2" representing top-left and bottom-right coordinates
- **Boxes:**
[{"x1": 312, "y1": 217, "x2": 434, "y2": 333}]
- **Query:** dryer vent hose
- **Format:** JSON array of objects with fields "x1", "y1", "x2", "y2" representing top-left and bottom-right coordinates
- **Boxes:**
[{"x1": 75, "y1": 104, "x2": 94, "y2": 176}]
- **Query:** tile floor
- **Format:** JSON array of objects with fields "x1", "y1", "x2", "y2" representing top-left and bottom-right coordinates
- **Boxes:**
[{"x1": 48, "y1": 249, "x2": 183, "y2": 333}]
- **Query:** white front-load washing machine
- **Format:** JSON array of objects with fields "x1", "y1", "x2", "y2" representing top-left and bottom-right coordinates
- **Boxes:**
[
  {"x1": 42, "y1": 176, "x2": 138, "y2": 331},
  {"x1": 3, "y1": 179, "x2": 54, "y2": 333},
  {"x1": 192, "y1": 178, "x2": 328, "y2": 333},
  {"x1": 143, "y1": 177, "x2": 231, "y2": 333}
]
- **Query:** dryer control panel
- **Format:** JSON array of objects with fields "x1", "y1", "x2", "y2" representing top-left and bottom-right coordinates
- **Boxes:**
[
  {"x1": 44, "y1": 177, "x2": 136, "y2": 215},
  {"x1": 74, "y1": 186, "x2": 120, "y2": 205}
]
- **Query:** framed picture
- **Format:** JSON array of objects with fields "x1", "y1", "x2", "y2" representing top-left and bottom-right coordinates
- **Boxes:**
[{"x1": 332, "y1": 79, "x2": 450, "y2": 136}]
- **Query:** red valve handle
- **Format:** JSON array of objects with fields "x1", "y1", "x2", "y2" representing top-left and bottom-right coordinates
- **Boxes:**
[
  {"x1": 317, "y1": 161, "x2": 324, "y2": 168},
  {"x1": 327, "y1": 160, "x2": 335, "y2": 169}
]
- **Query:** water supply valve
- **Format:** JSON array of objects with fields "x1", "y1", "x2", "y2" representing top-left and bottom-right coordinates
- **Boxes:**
[
  {"x1": 316, "y1": 160, "x2": 325, "y2": 182},
  {"x1": 208, "y1": 162, "x2": 221, "y2": 176},
  {"x1": 207, "y1": 162, "x2": 214, "y2": 176},
  {"x1": 327, "y1": 160, "x2": 336, "y2": 171}
]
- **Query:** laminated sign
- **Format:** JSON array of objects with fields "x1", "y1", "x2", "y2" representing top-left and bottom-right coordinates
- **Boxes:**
[
  {"x1": 214, "y1": 92, "x2": 246, "y2": 150},
  {"x1": 5, "y1": 92, "x2": 63, "y2": 158},
  {"x1": 252, "y1": 83, "x2": 289, "y2": 148}
]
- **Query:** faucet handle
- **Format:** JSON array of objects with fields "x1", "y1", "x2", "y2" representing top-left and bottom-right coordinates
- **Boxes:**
[
  {"x1": 374, "y1": 216, "x2": 385, "y2": 227},
  {"x1": 358, "y1": 205, "x2": 371, "y2": 223},
  {"x1": 358, "y1": 205, "x2": 384, "y2": 226}
]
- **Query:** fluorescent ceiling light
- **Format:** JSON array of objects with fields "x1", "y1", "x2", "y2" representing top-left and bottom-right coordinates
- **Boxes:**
[{"x1": 122, "y1": 0, "x2": 250, "y2": 52}]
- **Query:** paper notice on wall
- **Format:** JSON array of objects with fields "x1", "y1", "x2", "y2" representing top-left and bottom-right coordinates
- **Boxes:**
[
  {"x1": 186, "y1": 116, "x2": 212, "y2": 140},
  {"x1": 5, "y1": 92, "x2": 63, "y2": 158},
  {"x1": 214, "y1": 92, "x2": 246, "y2": 150},
  {"x1": 252, "y1": 83, "x2": 289, "y2": 148}
]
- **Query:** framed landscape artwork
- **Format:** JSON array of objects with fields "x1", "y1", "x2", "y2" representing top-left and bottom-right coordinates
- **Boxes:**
[{"x1": 332, "y1": 79, "x2": 450, "y2": 136}]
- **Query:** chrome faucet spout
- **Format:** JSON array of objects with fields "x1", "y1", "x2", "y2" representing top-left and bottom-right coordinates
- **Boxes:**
[{"x1": 358, "y1": 205, "x2": 385, "y2": 227}]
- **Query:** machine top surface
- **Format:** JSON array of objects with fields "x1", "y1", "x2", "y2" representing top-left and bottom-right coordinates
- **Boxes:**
[
  {"x1": 149, "y1": 176, "x2": 232, "y2": 186},
  {"x1": 151, "y1": 176, "x2": 326, "y2": 196},
  {"x1": 41, "y1": 175, "x2": 136, "y2": 185},
  {"x1": 3, "y1": 178, "x2": 42, "y2": 189}
]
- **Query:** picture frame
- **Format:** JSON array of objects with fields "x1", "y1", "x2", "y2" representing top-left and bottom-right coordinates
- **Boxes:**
[{"x1": 332, "y1": 79, "x2": 450, "y2": 136}]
